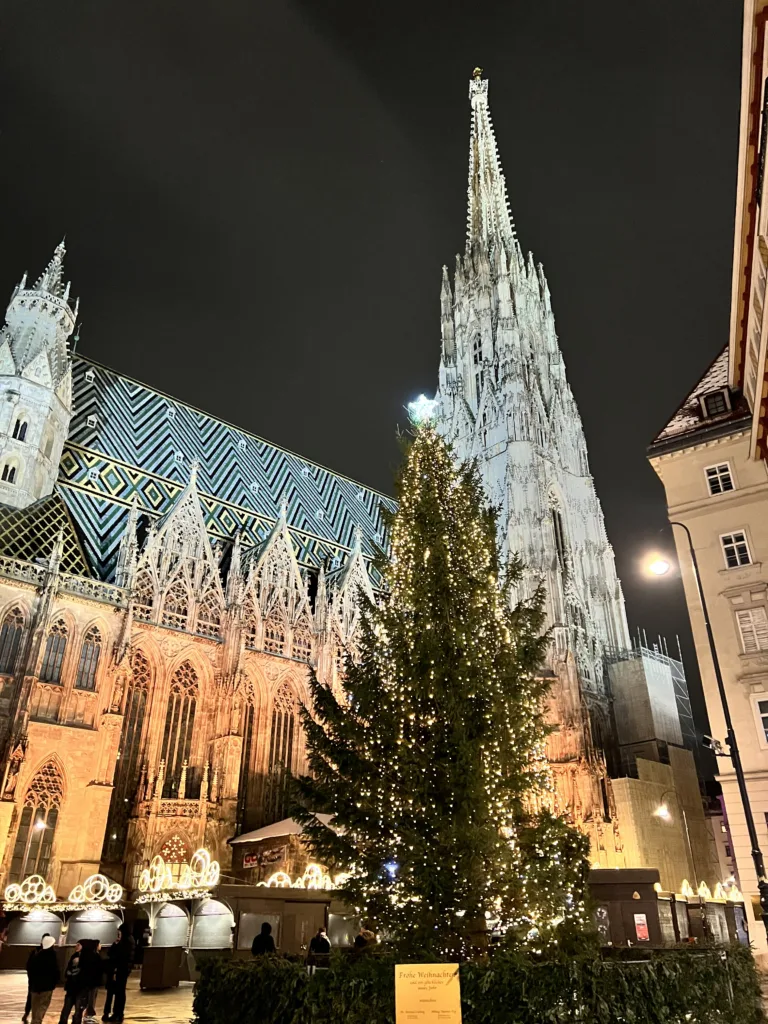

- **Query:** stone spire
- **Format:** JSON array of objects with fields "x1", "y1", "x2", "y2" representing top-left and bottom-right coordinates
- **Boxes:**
[
  {"x1": 466, "y1": 69, "x2": 517, "y2": 258},
  {"x1": 33, "y1": 239, "x2": 68, "y2": 298}
]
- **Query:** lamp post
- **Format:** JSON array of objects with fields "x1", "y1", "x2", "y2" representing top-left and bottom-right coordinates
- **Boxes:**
[{"x1": 650, "y1": 520, "x2": 768, "y2": 937}]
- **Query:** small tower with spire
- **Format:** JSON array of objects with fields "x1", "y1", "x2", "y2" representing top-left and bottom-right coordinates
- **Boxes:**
[{"x1": 0, "y1": 240, "x2": 77, "y2": 509}]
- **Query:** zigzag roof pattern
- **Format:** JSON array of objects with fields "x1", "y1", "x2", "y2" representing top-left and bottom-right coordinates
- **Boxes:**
[{"x1": 53, "y1": 356, "x2": 394, "y2": 584}]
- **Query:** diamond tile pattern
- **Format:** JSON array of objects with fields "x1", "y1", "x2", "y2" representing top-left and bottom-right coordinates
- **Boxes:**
[{"x1": 0, "y1": 493, "x2": 91, "y2": 575}]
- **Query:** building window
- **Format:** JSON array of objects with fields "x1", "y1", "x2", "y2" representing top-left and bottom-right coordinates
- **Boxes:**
[
  {"x1": 705, "y1": 463, "x2": 734, "y2": 496},
  {"x1": 0, "y1": 607, "x2": 24, "y2": 674},
  {"x1": 552, "y1": 506, "x2": 568, "y2": 575},
  {"x1": 162, "y1": 577, "x2": 189, "y2": 630},
  {"x1": 725, "y1": 845, "x2": 732, "y2": 858},
  {"x1": 9, "y1": 760, "x2": 63, "y2": 883},
  {"x1": 84, "y1": 369, "x2": 95, "y2": 383},
  {"x1": 104, "y1": 651, "x2": 150, "y2": 864},
  {"x1": 87, "y1": 468, "x2": 99, "y2": 483},
  {"x1": 472, "y1": 336, "x2": 483, "y2": 399},
  {"x1": 195, "y1": 587, "x2": 222, "y2": 638},
  {"x1": 265, "y1": 683, "x2": 295, "y2": 823},
  {"x1": 737, "y1": 608, "x2": 768, "y2": 654},
  {"x1": 40, "y1": 620, "x2": 68, "y2": 683},
  {"x1": 757, "y1": 698, "x2": 768, "y2": 743},
  {"x1": 86, "y1": 415, "x2": 97, "y2": 427},
  {"x1": 174, "y1": 451, "x2": 184, "y2": 463},
  {"x1": 701, "y1": 390, "x2": 729, "y2": 417},
  {"x1": 12, "y1": 419, "x2": 27, "y2": 442},
  {"x1": 1, "y1": 464, "x2": 17, "y2": 484},
  {"x1": 75, "y1": 626, "x2": 102, "y2": 691},
  {"x1": 292, "y1": 628, "x2": 312, "y2": 663},
  {"x1": 721, "y1": 531, "x2": 752, "y2": 569},
  {"x1": 263, "y1": 619, "x2": 286, "y2": 656},
  {"x1": 160, "y1": 662, "x2": 198, "y2": 798},
  {"x1": 133, "y1": 570, "x2": 155, "y2": 623}
]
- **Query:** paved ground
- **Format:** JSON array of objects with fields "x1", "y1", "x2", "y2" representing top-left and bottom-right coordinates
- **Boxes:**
[{"x1": 0, "y1": 972, "x2": 194, "y2": 1024}]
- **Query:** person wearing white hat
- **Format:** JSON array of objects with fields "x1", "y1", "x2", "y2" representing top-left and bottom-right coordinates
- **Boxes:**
[{"x1": 26, "y1": 934, "x2": 60, "y2": 1024}]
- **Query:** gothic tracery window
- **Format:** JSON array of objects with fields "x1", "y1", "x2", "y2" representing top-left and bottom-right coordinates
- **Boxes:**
[
  {"x1": 263, "y1": 618, "x2": 286, "y2": 656},
  {"x1": 12, "y1": 419, "x2": 28, "y2": 442},
  {"x1": 242, "y1": 600, "x2": 259, "y2": 650},
  {"x1": 472, "y1": 336, "x2": 483, "y2": 400},
  {"x1": 104, "y1": 651, "x2": 150, "y2": 864},
  {"x1": 162, "y1": 577, "x2": 189, "y2": 631},
  {"x1": 0, "y1": 607, "x2": 24, "y2": 674},
  {"x1": 195, "y1": 586, "x2": 222, "y2": 638},
  {"x1": 291, "y1": 627, "x2": 312, "y2": 663},
  {"x1": 160, "y1": 662, "x2": 198, "y2": 798},
  {"x1": 40, "y1": 620, "x2": 68, "y2": 684},
  {"x1": 552, "y1": 507, "x2": 568, "y2": 577},
  {"x1": 9, "y1": 760, "x2": 63, "y2": 883},
  {"x1": 265, "y1": 682, "x2": 296, "y2": 823},
  {"x1": 133, "y1": 570, "x2": 155, "y2": 623},
  {"x1": 75, "y1": 626, "x2": 102, "y2": 691}
]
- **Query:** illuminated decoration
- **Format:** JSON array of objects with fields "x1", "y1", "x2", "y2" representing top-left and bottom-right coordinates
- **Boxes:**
[
  {"x1": 407, "y1": 394, "x2": 438, "y2": 426},
  {"x1": 68, "y1": 874, "x2": 123, "y2": 907},
  {"x1": 713, "y1": 882, "x2": 727, "y2": 901},
  {"x1": 4, "y1": 875, "x2": 56, "y2": 906},
  {"x1": 728, "y1": 885, "x2": 744, "y2": 903},
  {"x1": 697, "y1": 881, "x2": 712, "y2": 900},
  {"x1": 259, "y1": 863, "x2": 345, "y2": 890},
  {"x1": 292, "y1": 424, "x2": 590, "y2": 959},
  {"x1": 680, "y1": 879, "x2": 695, "y2": 898},
  {"x1": 135, "y1": 847, "x2": 220, "y2": 903}
]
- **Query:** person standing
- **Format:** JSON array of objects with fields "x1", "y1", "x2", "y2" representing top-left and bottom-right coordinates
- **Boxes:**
[
  {"x1": 72, "y1": 939, "x2": 102, "y2": 1024},
  {"x1": 102, "y1": 925, "x2": 135, "y2": 1023},
  {"x1": 59, "y1": 943, "x2": 83, "y2": 1024},
  {"x1": 23, "y1": 934, "x2": 51, "y2": 1024},
  {"x1": 26, "y1": 935, "x2": 59, "y2": 1024},
  {"x1": 308, "y1": 927, "x2": 330, "y2": 955},
  {"x1": 250, "y1": 922, "x2": 275, "y2": 955}
]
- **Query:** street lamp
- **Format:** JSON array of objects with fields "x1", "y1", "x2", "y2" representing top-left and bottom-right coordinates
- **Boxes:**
[{"x1": 649, "y1": 520, "x2": 768, "y2": 937}]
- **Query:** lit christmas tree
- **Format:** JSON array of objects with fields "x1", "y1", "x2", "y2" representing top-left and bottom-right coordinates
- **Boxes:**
[{"x1": 294, "y1": 425, "x2": 589, "y2": 957}]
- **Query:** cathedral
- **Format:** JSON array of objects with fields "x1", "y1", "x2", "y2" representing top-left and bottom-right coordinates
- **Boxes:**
[{"x1": 0, "y1": 72, "x2": 711, "y2": 899}]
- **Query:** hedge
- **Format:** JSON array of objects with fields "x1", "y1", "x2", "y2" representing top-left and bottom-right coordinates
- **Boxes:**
[{"x1": 192, "y1": 944, "x2": 765, "y2": 1024}]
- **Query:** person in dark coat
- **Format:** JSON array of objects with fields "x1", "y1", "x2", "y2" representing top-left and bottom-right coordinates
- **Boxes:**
[
  {"x1": 251, "y1": 922, "x2": 275, "y2": 955},
  {"x1": 59, "y1": 942, "x2": 83, "y2": 1024},
  {"x1": 101, "y1": 925, "x2": 135, "y2": 1023},
  {"x1": 26, "y1": 935, "x2": 60, "y2": 1024},
  {"x1": 23, "y1": 934, "x2": 51, "y2": 1023},
  {"x1": 73, "y1": 939, "x2": 103, "y2": 1024},
  {"x1": 308, "y1": 928, "x2": 331, "y2": 955}
]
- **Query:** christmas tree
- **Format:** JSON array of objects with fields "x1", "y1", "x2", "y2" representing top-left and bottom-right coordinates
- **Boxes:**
[{"x1": 293, "y1": 425, "x2": 589, "y2": 957}]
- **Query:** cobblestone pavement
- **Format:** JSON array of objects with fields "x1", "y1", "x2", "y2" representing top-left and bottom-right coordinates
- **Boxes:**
[{"x1": 0, "y1": 972, "x2": 194, "y2": 1024}]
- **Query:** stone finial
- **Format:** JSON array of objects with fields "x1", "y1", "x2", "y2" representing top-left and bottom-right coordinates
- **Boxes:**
[{"x1": 179, "y1": 760, "x2": 188, "y2": 800}]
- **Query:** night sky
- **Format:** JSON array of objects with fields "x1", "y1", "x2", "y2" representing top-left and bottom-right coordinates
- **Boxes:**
[{"x1": 0, "y1": 1, "x2": 744, "y2": 731}]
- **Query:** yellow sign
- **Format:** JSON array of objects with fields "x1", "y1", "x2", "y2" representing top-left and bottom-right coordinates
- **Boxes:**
[{"x1": 395, "y1": 964, "x2": 462, "y2": 1024}]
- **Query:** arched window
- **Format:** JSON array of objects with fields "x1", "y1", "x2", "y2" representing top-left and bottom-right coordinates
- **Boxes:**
[
  {"x1": 40, "y1": 620, "x2": 68, "y2": 683},
  {"x1": 292, "y1": 627, "x2": 312, "y2": 663},
  {"x1": 12, "y1": 419, "x2": 28, "y2": 442},
  {"x1": 0, "y1": 607, "x2": 24, "y2": 674},
  {"x1": 43, "y1": 432, "x2": 53, "y2": 459},
  {"x1": 1, "y1": 463, "x2": 17, "y2": 484},
  {"x1": 242, "y1": 596, "x2": 259, "y2": 650},
  {"x1": 263, "y1": 618, "x2": 285, "y2": 656},
  {"x1": 265, "y1": 683, "x2": 295, "y2": 822},
  {"x1": 195, "y1": 586, "x2": 222, "y2": 638},
  {"x1": 472, "y1": 336, "x2": 483, "y2": 399},
  {"x1": 162, "y1": 577, "x2": 189, "y2": 631},
  {"x1": 161, "y1": 662, "x2": 198, "y2": 798},
  {"x1": 552, "y1": 507, "x2": 568, "y2": 577},
  {"x1": 9, "y1": 760, "x2": 63, "y2": 883},
  {"x1": 104, "y1": 651, "x2": 150, "y2": 864},
  {"x1": 75, "y1": 626, "x2": 101, "y2": 691},
  {"x1": 133, "y1": 570, "x2": 155, "y2": 623}
]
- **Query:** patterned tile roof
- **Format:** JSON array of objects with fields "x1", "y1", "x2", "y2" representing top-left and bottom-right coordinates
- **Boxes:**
[
  {"x1": 52, "y1": 356, "x2": 395, "y2": 583},
  {"x1": 651, "y1": 346, "x2": 751, "y2": 449},
  {"x1": 0, "y1": 493, "x2": 91, "y2": 575}
]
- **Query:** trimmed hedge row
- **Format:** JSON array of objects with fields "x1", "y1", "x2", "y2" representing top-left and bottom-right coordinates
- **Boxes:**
[{"x1": 193, "y1": 945, "x2": 765, "y2": 1024}]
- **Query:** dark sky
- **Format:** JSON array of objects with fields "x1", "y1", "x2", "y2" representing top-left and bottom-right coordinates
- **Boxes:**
[{"x1": 0, "y1": 1, "x2": 743, "y2": 729}]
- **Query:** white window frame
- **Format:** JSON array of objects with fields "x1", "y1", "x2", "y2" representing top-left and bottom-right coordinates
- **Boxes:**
[
  {"x1": 720, "y1": 530, "x2": 753, "y2": 569},
  {"x1": 86, "y1": 415, "x2": 97, "y2": 428},
  {"x1": 704, "y1": 462, "x2": 734, "y2": 496},
  {"x1": 753, "y1": 694, "x2": 768, "y2": 749},
  {"x1": 736, "y1": 606, "x2": 768, "y2": 654}
]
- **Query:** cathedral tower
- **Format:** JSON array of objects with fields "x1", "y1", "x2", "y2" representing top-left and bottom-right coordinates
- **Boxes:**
[
  {"x1": 0, "y1": 241, "x2": 76, "y2": 510},
  {"x1": 436, "y1": 72, "x2": 631, "y2": 852}
]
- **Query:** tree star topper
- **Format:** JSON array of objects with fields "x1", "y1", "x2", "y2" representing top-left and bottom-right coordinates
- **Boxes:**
[{"x1": 407, "y1": 394, "x2": 438, "y2": 425}]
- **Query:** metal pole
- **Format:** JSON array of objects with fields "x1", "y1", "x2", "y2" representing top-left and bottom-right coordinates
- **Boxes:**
[{"x1": 670, "y1": 520, "x2": 768, "y2": 936}]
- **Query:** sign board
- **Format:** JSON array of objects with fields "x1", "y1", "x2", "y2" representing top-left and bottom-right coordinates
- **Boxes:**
[
  {"x1": 395, "y1": 964, "x2": 461, "y2": 1024},
  {"x1": 634, "y1": 913, "x2": 649, "y2": 942},
  {"x1": 243, "y1": 847, "x2": 284, "y2": 870}
]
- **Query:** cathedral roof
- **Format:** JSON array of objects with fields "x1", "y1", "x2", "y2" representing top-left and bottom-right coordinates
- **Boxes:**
[
  {"x1": 53, "y1": 356, "x2": 394, "y2": 583},
  {"x1": 649, "y1": 346, "x2": 752, "y2": 454},
  {"x1": 0, "y1": 493, "x2": 91, "y2": 576}
]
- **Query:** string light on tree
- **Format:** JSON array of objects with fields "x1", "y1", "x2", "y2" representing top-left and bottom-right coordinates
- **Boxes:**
[{"x1": 293, "y1": 425, "x2": 589, "y2": 958}]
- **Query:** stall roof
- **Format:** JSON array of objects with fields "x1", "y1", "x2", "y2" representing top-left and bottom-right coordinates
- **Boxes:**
[{"x1": 229, "y1": 814, "x2": 334, "y2": 845}]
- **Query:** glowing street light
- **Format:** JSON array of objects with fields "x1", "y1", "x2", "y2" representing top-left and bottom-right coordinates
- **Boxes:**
[
  {"x1": 647, "y1": 558, "x2": 671, "y2": 576},
  {"x1": 654, "y1": 803, "x2": 671, "y2": 820}
]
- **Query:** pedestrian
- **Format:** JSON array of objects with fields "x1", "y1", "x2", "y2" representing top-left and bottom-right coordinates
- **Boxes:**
[
  {"x1": 26, "y1": 934, "x2": 59, "y2": 1024},
  {"x1": 23, "y1": 934, "x2": 51, "y2": 1023},
  {"x1": 72, "y1": 939, "x2": 103, "y2": 1024},
  {"x1": 250, "y1": 922, "x2": 275, "y2": 955},
  {"x1": 102, "y1": 925, "x2": 135, "y2": 1023},
  {"x1": 308, "y1": 927, "x2": 330, "y2": 955},
  {"x1": 59, "y1": 942, "x2": 83, "y2": 1024}
]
